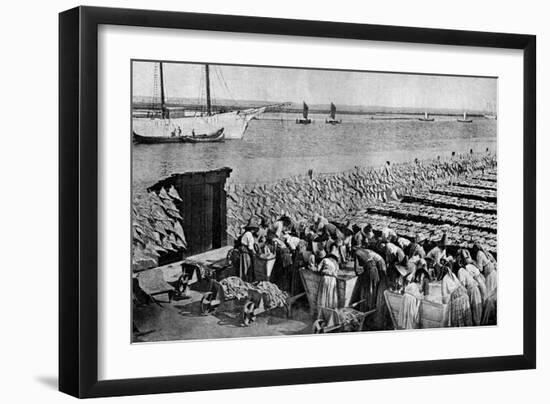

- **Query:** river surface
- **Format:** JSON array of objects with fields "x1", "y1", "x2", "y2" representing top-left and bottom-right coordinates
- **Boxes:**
[{"x1": 133, "y1": 112, "x2": 497, "y2": 192}]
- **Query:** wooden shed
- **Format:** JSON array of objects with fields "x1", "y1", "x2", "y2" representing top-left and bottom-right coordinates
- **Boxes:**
[{"x1": 148, "y1": 167, "x2": 232, "y2": 256}]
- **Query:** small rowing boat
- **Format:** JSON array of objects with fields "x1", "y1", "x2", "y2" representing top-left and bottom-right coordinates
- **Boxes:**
[{"x1": 133, "y1": 128, "x2": 225, "y2": 144}]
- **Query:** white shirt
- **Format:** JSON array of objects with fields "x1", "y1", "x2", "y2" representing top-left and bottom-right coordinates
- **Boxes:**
[{"x1": 241, "y1": 231, "x2": 256, "y2": 251}]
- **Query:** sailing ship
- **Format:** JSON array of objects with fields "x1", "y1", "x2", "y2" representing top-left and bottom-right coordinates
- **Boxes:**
[
  {"x1": 325, "y1": 102, "x2": 342, "y2": 124},
  {"x1": 132, "y1": 62, "x2": 275, "y2": 140},
  {"x1": 419, "y1": 111, "x2": 434, "y2": 122},
  {"x1": 296, "y1": 102, "x2": 312, "y2": 124},
  {"x1": 457, "y1": 112, "x2": 473, "y2": 123}
]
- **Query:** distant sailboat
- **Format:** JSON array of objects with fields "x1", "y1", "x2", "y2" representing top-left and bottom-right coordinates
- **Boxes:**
[
  {"x1": 325, "y1": 102, "x2": 342, "y2": 124},
  {"x1": 483, "y1": 101, "x2": 497, "y2": 120},
  {"x1": 457, "y1": 112, "x2": 473, "y2": 123},
  {"x1": 418, "y1": 112, "x2": 434, "y2": 122},
  {"x1": 296, "y1": 102, "x2": 312, "y2": 124},
  {"x1": 133, "y1": 62, "x2": 280, "y2": 140},
  {"x1": 419, "y1": 111, "x2": 434, "y2": 122}
]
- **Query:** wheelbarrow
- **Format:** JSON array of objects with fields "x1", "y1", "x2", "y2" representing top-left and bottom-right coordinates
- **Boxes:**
[{"x1": 200, "y1": 278, "x2": 289, "y2": 326}]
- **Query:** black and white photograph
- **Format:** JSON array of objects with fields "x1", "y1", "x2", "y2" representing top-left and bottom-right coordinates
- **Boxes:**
[{"x1": 131, "y1": 60, "x2": 498, "y2": 342}]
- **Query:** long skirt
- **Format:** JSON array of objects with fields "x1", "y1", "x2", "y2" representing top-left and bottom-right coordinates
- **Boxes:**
[
  {"x1": 351, "y1": 268, "x2": 377, "y2": 312},
  {"x1": 467, "y1": 284, "x2": 483, "y2": 326},
  {"x1": 373, "y1": 273, "x2": 391, "y2": 330},
  {"x1": 238, "y1": 251, "x2": 254, "y2": 282},
  {"x1": 317, "y1": 276, "x2": 338, "y2": 313},
  {"x1": 398, "y1": 293, "x2": 421, "y2": 329},
  {"x1": 449, "y1": 287, "x2": 473, "y2": 327},
  {"x1": 482, "y1": 295, "x2": 497, "y2": 325},
  {"x1": 271, "y1": 248, "x2": 293, "y2": 292}
]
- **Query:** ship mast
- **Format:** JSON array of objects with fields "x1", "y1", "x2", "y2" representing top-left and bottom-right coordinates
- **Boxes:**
[
  {"x1": 159, "y1": 62, "x2": 168, "y2": 119},
  {"x1": 205, "y1": 64, "x2": 212, "y2": 115}
]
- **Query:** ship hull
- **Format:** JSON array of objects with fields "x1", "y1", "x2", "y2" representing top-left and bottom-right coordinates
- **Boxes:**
[{"x1": 132, "y1": 107, "x2": 266, "y2": 140}]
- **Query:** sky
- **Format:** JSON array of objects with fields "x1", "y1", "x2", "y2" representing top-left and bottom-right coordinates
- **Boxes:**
[{"x1": 132, "y1": 61, "x2": 497, "y2": 112}]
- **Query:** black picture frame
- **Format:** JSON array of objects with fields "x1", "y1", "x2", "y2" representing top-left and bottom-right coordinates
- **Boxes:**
[{"x1": 59, "y1": 6, "x2": 536, "y2": 398}]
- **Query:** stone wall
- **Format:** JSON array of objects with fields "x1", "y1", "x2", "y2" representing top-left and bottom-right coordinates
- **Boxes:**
[{"x1": 226, "y1": 154, "x2": 497, "y2": 239}]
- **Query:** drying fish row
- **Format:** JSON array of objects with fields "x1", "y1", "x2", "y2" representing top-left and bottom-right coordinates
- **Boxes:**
[
  {"x1": 401, "y1": 192, "x2": 497, "y2": 214},
  {"x1": 472, "y1": 173, "x2": 497, "y2": 182},
  {"x1": 337, "y1": 211, "x2": 497, "y2": 254},
  {"x1": 429, "y1": 185, "x2": 497, "y2": 202},
  {"x1": 451, "y1": 179, "x2": 497, "y2": 191},
  {"x1": 365, "y1": 202, "x2": 497, "y2": 233}
]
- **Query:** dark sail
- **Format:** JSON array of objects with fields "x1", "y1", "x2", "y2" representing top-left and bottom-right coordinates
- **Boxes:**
[
  {"x1": 330, "y1": 102, "x2": 336, "y2": 119},
  {"x1": 303, "y1": 102, "x2": 309, "y2": 119}
]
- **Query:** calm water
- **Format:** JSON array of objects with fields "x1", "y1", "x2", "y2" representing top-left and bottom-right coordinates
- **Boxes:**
[{"x1": 133, "y1": 113, "x2": 497, "y2": 192}]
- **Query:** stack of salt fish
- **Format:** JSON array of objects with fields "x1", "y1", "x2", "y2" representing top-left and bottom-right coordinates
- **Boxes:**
[
  {"x1": 366, "y1": 202, "x2": 497, "y2": 233},
  {"x1": 219, "y1": 276, "x2": 249, "y2": 300},
  {"x1": 429, "y1": 185, "x2": 497, "y2": 202},
  {"x1": 226, "y1": 154, "x2": 497, "y2": 240},
  {"x1": 451, "y1": 179, "x2": 497, "y2": 191},
  {"x1": 132, "y1": 186, "x2": 187, "y2": 271},
  {"x1": 338, "y1": 211, "x2": 497, "y2": 254},
  {"x1": 336, "y1": 308, "x2": 365, "y2": 332},
  {"x1": 401, "y1": 192, "x2": 497, "y2": 214},
  {"x1": 219, "y1": 277, "x2": 288, "y2": 309}
]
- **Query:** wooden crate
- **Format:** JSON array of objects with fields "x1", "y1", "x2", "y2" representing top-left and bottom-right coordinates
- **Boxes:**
[
  {"x1": 300, "y1": 268, "x2": 358, "y2": 314},
  {"x1": 253, "y1": 254, "x2": 276, "y2": 281},
  {"x1": 384, "y1": 290, "x2": 448, "y2": 330}
]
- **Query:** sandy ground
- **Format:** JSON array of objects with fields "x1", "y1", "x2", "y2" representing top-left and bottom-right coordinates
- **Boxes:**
[{"x1": 133, "y1": 290, "x2": 315, "y2": 342}]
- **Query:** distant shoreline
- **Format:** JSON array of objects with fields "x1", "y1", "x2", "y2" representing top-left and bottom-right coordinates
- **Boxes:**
[{"x1": 131, "y1": 103, "x2": 491, "y2": 118}]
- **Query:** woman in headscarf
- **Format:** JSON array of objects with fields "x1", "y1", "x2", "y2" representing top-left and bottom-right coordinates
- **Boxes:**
[
  {"x1": 426, "y1": 233, "x2": 449, "y2": 280},
  {"x1": 270, "y1": 233, "x2": 294, "y2": 292},
  {"x1": 458, "y1": 247, "x2": 488, "y2": 302},
  {"x1": 316, "y1": 252, "x2": 340, "y2": 312},
  {"x1": 398, "y1": 268, "x2": 425, "y2": 329},
  {"x1": 287, "y1": 240, "x2": 309, "y2": 296},
  {"x1": 441, "y1": 257, "x2": 473, "y2": 327},
  {"x1": 383, "y1": 236, "x2": 407, "y2": 286},
  {"x1": 270, "y1": 214, "x2": 293, "y2": 240},
  {"x1": 353, "y1": 247, "x2": 386, "y2": 312},
  {"x1": 407, "y1": 233, "x2": 427, "y2": 259},
  {"x1": 482, "y1": 259, "x2": 498, "y2": 325},
  {"x1": 456, "y1": 254, "x2": 484, "y2": 326},
  {"x1": 473, "y1": 241, "x2": 497, "y2": 274}
]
